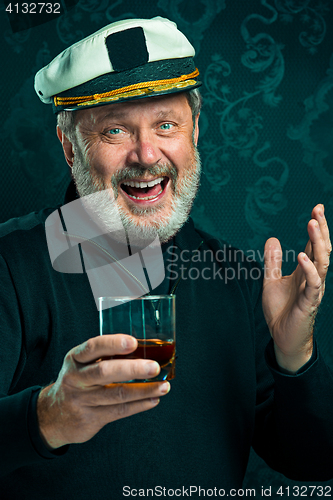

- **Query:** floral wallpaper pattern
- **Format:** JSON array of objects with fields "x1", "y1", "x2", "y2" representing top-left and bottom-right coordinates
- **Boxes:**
[{"x1": 1, "y1": 0, "x2": 332, "y2": 495}]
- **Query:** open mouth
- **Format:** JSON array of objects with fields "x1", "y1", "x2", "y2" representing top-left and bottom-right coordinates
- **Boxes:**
[{"x1": 120, "y1": 176, "x2": 169, "y2": 203}]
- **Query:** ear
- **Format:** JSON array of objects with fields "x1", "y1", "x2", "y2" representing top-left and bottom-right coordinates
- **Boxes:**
[
  {"x1": 193, "y1": 113, "x2": 200, "y2": 146},
  {"x1": 57, "y1": 126, "x2": 75, "y2": 168}
]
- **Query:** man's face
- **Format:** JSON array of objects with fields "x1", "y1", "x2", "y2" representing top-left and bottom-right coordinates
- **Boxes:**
[{"x1": 67, "y1": 93, "x2": 200, "y2": 243}]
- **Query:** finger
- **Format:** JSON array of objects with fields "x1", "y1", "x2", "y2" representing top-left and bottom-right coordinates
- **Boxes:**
[
  {"x1": 96, "y1": 396, "x2": 161, "y2": 425},
  {"x1": 76, "y1": 358, "x2": 161, "y2": 386},
  {"x1": 297, "y1": 252, "x2": 323, "y2": 309},
  {"x1": 307, "y1": 217, "x2": 330, "y2": 281},
  {"x1": 72, "y1": 335, "x2": 138, "y2": 364},
  {"x1": 303, "y1": 238, "x2": 313, "y2": 260},
  {"x1": 312, "y1": 204, "x2": 332, "y2": 256},
  {"x1": 81, "y1": 381, "x2": 171, "y2": 406},
  {"x1": 264, "y1": 237, "x2": 282, "y2": 283},
  {"x1": 293, "y1": 238, "x2": 313, "y2": 288}
]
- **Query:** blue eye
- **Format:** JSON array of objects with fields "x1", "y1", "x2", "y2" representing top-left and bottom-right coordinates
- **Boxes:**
[
  {"x1": 160, "y1": 123, "x2": 173, "y2": 130},
  {"x1": 108, "y1": 128, "x2": 123, "y2": 135}
]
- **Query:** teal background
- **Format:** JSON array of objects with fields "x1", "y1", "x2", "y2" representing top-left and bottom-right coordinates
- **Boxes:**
[{"x1": 1, "y1": 0, "x2": 333, "y2": 495}]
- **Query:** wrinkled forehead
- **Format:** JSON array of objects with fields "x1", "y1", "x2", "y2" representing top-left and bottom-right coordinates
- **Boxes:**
[{"x1": 75, "y1": 92, "x2": 192, "y2": 128}]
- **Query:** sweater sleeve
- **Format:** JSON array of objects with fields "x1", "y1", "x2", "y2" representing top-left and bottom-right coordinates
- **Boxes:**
[
  {"x1": 0, "y1": 255, "x2": 67, "y2": 477},
  {"x1": 252, "y1": 279, "x2": 333, "y2": 481}
]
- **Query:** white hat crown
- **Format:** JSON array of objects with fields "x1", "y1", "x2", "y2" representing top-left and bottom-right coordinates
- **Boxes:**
[{"x1": 34, "y1": 16, "x2": 198, "y2": 110}]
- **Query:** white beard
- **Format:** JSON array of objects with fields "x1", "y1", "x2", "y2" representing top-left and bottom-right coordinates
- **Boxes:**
[{"x1": 71, "y1": 138, "x2": 201, "y2": 244}]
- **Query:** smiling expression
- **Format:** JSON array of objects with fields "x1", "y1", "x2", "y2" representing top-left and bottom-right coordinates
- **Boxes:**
[{"x1": 58, "y1": 93, "x2": 201, "y2": 242}]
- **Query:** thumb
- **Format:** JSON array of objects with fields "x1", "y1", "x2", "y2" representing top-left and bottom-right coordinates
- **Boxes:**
[{"x1": 264, "y1": 237, "x2": 282, "y2": 283}]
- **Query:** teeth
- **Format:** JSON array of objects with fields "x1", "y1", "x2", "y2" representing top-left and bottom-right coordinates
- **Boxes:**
[{"x1": 122, "y1": 177, "x2": 164, "y2": 188}]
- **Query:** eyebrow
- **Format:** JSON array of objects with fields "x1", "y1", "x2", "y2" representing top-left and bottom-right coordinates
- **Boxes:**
[
  {"x1": 155, "y1": 110, "x2": 180, "y2": 120},
  {"x1": 95, "y1": 108, "x2": 179, "y2": 124},
  {"x1": 95, "y1": 110, "x2": 128, "y2": 122}
]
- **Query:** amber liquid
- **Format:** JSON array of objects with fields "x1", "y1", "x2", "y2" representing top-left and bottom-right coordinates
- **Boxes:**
[{"x1": 112, "y1": 339, "x2": 175, "y2": 368}]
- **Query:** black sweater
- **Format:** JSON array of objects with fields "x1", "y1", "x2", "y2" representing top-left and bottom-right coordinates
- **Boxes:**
[{"x1": 1, "y1": 186, "x2": 333, "y2": 499}]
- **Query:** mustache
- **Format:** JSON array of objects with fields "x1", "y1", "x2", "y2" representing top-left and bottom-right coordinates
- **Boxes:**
[{"x1": 111, "y1": 163, "x2": 178, "y2": 196}]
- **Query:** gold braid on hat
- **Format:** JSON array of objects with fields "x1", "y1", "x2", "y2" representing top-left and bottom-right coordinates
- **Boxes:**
[{"x1": 54, "y1": 68, "x2": 199, "y2": 108}]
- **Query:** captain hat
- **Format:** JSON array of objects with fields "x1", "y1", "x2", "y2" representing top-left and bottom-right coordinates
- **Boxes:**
[{"x1": 34, "y1": 16, "x2": 201, "y2": 114}]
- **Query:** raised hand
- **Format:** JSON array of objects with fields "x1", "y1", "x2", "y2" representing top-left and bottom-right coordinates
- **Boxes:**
[{"x1": 262, "y1": 204, "x2": 331, "y2": 373}]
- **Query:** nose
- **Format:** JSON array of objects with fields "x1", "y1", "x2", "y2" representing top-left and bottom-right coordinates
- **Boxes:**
[{"x1": 126, "y1": 129, "x2": 162, "y2": 167}]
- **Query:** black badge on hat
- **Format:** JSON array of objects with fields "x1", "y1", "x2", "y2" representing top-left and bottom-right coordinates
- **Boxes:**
[{"x1": 105, "y1": 27, "x2": 149, "y2": 72}]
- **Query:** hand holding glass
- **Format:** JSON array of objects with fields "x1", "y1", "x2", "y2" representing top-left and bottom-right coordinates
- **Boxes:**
[{"x1": 99, "y1": 295, "x2": 176, "y2": 382}]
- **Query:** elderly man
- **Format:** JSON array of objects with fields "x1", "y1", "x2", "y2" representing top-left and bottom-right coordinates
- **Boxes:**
[{"x1": 1, "y1": 16, "x2": 332, "y2": 499}]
